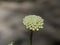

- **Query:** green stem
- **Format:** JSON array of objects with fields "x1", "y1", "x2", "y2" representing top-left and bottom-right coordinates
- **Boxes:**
[{"x1": 30, "y1": 30, "x2": 33, "y2": 45}]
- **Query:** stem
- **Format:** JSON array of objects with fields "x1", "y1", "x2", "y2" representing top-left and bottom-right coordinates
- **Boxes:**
[{"x1": 30, "y1": 30, "x2": 33, "y2": 45}]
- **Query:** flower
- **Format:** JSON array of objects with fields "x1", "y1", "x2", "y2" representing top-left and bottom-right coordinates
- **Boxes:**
[{"x1": 23, "y1": 15, "x2": 44, "y2": 31}]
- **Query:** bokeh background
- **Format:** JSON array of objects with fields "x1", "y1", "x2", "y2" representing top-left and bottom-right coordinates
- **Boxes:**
[{"x1": 0, "y1": 0, "x2": 60, "y2": 45}]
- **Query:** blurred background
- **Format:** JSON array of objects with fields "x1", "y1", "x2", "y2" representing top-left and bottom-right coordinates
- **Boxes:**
[{"x1": 0, "y1": 0, "x2": 60, "y2": 45}]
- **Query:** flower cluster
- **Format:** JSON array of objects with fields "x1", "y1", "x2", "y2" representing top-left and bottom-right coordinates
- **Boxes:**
[{"x1": 23, "y1": 15, "x2": 44, "y2": 31}]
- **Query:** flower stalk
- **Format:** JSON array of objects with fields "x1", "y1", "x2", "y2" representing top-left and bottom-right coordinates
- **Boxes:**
[{"x1": 30, "y1": 30, "x2": 33, "y2": 45}]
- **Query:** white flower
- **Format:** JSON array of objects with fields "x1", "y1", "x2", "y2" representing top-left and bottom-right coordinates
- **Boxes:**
[{"x1": 23, "y1": 15, "x2": 44, "y2": 31}]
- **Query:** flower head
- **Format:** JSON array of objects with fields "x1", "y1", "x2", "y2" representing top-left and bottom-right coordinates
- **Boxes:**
[{"x1": 23, "y1": 15, "x2": 44, "y2": 31}]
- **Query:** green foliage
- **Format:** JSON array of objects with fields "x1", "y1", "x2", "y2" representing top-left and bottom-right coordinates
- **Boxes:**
[{"x1": 8, "y1": 42, "x2": 13, "y2": 45}]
